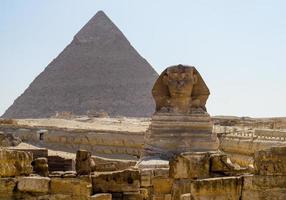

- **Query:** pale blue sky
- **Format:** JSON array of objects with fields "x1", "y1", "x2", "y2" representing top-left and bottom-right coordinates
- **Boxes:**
[{"x1": 1, "y1": 0, "x2": 286, "y2": 117}]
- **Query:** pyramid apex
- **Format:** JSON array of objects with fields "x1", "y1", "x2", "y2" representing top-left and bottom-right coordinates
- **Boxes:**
[{"x1": 74, "y1": 10, "x2": 122, "y2": 43}]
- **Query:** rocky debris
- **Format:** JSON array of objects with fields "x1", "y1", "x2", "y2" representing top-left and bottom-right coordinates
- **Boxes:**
[
  {"x1": 17, "y1": 176, "x2": 50, "y2": 193},
  {"x1": 31, "y1": 157, "x2": 49, "y2": 177},
  {"x1": 76, "y1": 149, "x2": 95, "y2": 175},
  {"x1": 92, "y1": 169, "x2": 140, "y2": 193},
  {"x1": 169, "y1": 152, "x2": 210, "y2": 179},
  {"x1": 92, "y1": 155, "x2": 136, "y2": 172},
  {"x1": 0, "y1": 131, "x2": 22, "y2": 147},
  {"x1": 254, "y1": 146, "x2": 286, "y2": 175},
  {"x1": 2, "y1": 10, "x2": 158, "y2": 119},
  {"x1": 0, "y1": 149, "x2": 32, "y2": 177}
]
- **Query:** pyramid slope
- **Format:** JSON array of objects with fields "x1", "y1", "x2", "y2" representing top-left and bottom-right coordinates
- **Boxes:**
[{"x1": 3, "y1": 11, "x2": 158, "y2": 118}]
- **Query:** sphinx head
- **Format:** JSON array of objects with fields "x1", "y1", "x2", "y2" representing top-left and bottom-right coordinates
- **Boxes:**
[{"x1": 163, "y1": 65, "x2": 197, "y2": 98}]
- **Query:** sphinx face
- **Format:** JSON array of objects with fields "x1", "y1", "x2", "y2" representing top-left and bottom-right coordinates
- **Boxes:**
[{"x1": 163, "y1": 67, "x2": 196, "y2": 98}]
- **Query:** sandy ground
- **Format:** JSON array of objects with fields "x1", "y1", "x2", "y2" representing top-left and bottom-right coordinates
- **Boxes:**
[{"x1": 16, "y1": 117, "x2": 150, "y2": 132}]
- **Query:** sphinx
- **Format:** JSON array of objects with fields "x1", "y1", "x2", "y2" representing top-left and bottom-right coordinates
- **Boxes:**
[{"x1": 138, "y1": 64, "x2": 219, "y2": 166}]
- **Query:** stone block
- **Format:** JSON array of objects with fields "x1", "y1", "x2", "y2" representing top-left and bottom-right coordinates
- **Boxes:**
[
  {"x1": 140, "y1": 169, "x2": 153, "y2": 187},
  {"x1": 171, "y1": 179, "x2": 192, "y2": 200},
  {"x1": 50, "y1": 176, "x2": 92, "y2": 199},
  {"x1": 254, "y1": 146, "x2": 286, "y2": 175},
  {"x1": 190, "y1": 177, "x2": 242, "y2": 200},
  {"x1": 0, "y1": 178, "x2": 16, "y2": 199},
  {"x1": 17, "y1": 176, "x2": 50, "y2": 193},
  {"x1": 91, "y1": 193, "x2": 112, "y2": 200},
  {"x1": 152, "y1": 177, "x2": 173, "y2": 194},
  {"x1": 242, "y1": 175, "x2": 286, "y2": 200},
  {"x1": 169, "y1": 152, "x2": 210, "y2": 179},
  {"x1": 92, "y1": 169, "x2": 140, "y2": 193},
  {"x1": 0, "y1": 149, "x2": 32, "y2": 177}
]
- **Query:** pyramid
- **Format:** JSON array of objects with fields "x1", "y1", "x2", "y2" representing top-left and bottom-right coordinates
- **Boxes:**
[{"x1": 2, "y1": 11, "x2": 158, "y2": 118}]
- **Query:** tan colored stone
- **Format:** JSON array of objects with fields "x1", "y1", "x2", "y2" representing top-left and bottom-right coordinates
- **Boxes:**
[
  {"x1": 92, "y1": 169, "x2": 140, "y2": 193},
  {"x1": 76, "y1": 149, "x2": 95, "y2": 175},
  {"x1": 169, "y1": 152, "x2": 210, "y2": 179},
  {"x1": 50, "y1": 176, "x2": 92, "y2": 199},
  {"x1": 31, "y1": 157, "x2": 49, "y2": 177},
  {"x1": 254, "y1": 146, "x2": 286, "y2": 175},
  {"x1": 0, "y1": 178, "x2": 16, "y2": 199},
  {"x1": 91, "y1": 193, "x2": 112, "y2": 200},
  {"x1": 190, "y1": 177, "x2": 242, "y2": 200},
  {"x1": 0, "y1": 149, "x2": 32, "y2": 177},
  {"x1": 152, "y1": 177, "x2": 173, "y2": 194},
  {"x1": 152, "y1": 65, "x2": 209, "y2": 113},
  {"x1": 17, "y1": 176, "x2": 50, "y2": 193},
  {"x1": 242, "y1": 175, "x2": 286, "y2": 200},
  {"x1": 140, "y1": 169, "x2": 153, "y2": 187}
]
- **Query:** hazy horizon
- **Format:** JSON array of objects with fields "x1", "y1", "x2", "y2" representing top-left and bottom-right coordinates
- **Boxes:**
[{"x1": 1, "y1": 0, "x2": 286, "y2": 118}]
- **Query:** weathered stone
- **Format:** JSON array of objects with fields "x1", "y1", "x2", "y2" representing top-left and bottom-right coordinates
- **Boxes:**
[
  {"x1": 171, "y1": 179, "x2": 192, "y2": 200},
  {"x1": 17, "y1": 176, "x2": 50, "y2": 193},
  {"x1": 31, "y1": 157, "x2": 49, "y2": 177},
  {"x1": 169, "y1": 152, "x2": 210, "y2": 179},
  {"x1": 140, "y1": 65, "x2": 219, "y2": 162},
  {"x1": 92, "y1": 156, "x2": 136, "y2": 172},
  {"x1": 91, "y1": 193, "x2": 112, "y2": 200},
  {"x1": 190, "y1": 177, "x2": 242, "y2": 200},
  {"x1": 180, "y1": 193, "x2": 192, "y2": 200},
  {"x1": 92, "y1": 169, "x2": 140, "y2": 193},
  {"x1": 50, "y1": 176, "x2": 92, "y2": 199},
  {"x1": 76, "y1": 149, "x2": 95, "y2": 175},
  {"x1": 152, "y1": 177, "x2": 173, "y2": 194},
  {"x1": 254, "y1": 146, "x2": 286, "y2": 175},
  {"x1": 0, "y1": 149, "x2": 32, "y2": 177},
  {"x1": 242, "y1": 175, "x2": 286, "y2": 200},
  {"x1": 0, "y1": 132, "x2": 21, "y2": 147},
  {"x1": 0, "y1": 178, "x2": 16, "y2": 199},
  {"x1": 140, "y1": 169, "x2": 153, "y2": 187}
]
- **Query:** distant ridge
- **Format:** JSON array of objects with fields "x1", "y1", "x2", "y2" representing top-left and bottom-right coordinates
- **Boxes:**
[{"x1": 3, "y1": 11, "x2": 158, "y2": 118}]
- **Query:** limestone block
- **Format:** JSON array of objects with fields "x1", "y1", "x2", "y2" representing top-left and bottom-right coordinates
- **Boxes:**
[
  {"x1": 171, "y1": 179, "x2": 192, "y2": 200},
  {"x1": 50, "y1": 176, "x2": 92, "y2": 199},
  {"x1": 254, "y1": 146, "x2": 286, "y2": 175},
  {"x1": 242, "y1": 175, "x2": 286, "y2": 200},
  {"x1": 17, "y1": 176, "x2": 50, "y2": 193},
  {"x1": 190, "y1": 177, "x2": 242, "y2": 200},
  {"x1": 152, "y1": 177, "x2": 173, "y2": 194},
  {"x1": 0, "y1": 178, "x2": 16, "y2": 198},
  {"x1": 140, "y1": 169, "x2": 153, "y2": 187},
  {"x1": 31, "y1": 157, "x2": 49, "y2": 177},
  {"x1": 91, "y1": 193, "x2": 112, "y2": 200},
  {"x1": 169, "y1": 152, "x2": 209, "y2": 179},
  {"x1": 0, "y1": 149, "x2": 32, "y2": 177},
  {"x1": 92, "y1": 169, "x2": 140, "y2": 193}
]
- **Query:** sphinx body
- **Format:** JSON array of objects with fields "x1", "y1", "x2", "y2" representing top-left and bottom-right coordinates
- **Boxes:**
[{"x1": 139, "y1": 65, "x2": 219, "y2": 165}]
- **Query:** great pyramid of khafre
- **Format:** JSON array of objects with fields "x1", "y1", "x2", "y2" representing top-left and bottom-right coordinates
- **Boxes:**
[{"x1": 2, "y1": 11, "x2": 158, "y2": 118}]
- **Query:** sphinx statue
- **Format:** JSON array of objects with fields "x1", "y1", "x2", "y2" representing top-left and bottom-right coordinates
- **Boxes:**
[
  {"x1": 152, "y1": 64, "x2": 209, "y2": 114},
  {"x1": 138, "y1": 65, "x2": 219, "y2": 167}
]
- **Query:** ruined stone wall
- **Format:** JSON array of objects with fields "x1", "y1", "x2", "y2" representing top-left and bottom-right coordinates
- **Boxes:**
[{"x1": 0, "y1": 124, "x2": 144, "y2": 160}]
